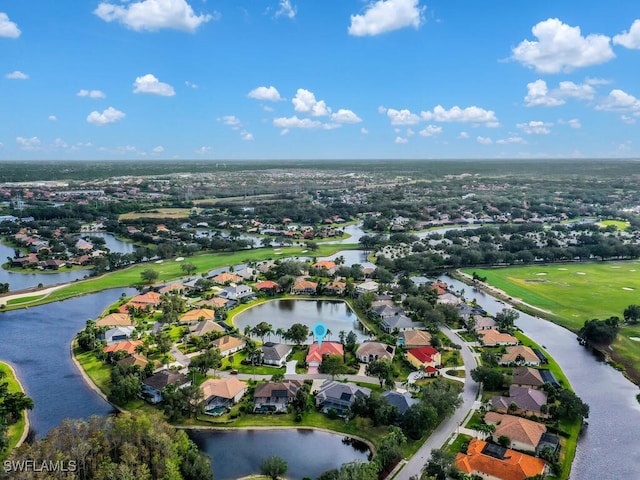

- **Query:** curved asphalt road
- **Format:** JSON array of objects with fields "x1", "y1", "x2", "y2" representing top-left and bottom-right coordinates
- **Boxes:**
[{"x1": 394, "y1": 326, "x2": 480, "y2": 480}]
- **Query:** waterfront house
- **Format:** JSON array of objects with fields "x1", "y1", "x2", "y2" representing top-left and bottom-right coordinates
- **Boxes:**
[
  {"x1": 324, "y1": 281, "x2": 346, "y2": 296},
  {"x1": 455, "y1": 439, "x2": 547, "y2": 480},
  {"x1": 211, "y1": 335, "x2": 246, "y2": 357},
  {"x1": 179, "y1": 308, "x2": 216, "y2": 324},
  {"x1": 381, "y1": 314, "x2": 423, "y2": 333},
  {"x1": 355, "y1": 341, "x2": 395, "y2": 363},
  {"x1": 200, "y1": 377, "x2": 247, "y2": 414},
  {"x1": 484, "y1": 412, "x2": 549, "y2": 453},
  {"x1": 356, "y1": 281, "x2": 379, "y2": 295},
  {"x1": 511, "y1": 367, "x2": 545, "y2": 389},
  {"x1": 261, "y1": 342, "x2": 293, "y2": 367},
  {"x1": 499, "y1": 346, "x2": 541, "y2": 366},
  {"x1": 491, "y1": 385, "x2": 549, "y2": 418},
  {"x1": 291, "y1": 279, "x2": 318, "y2": 295},
  {"x1": 95, "y1": 313, "x2": 133, "y2": 327},
  {"x1": 254, "y1": 280, "x2": 281, "y2": 296},
  {"x1": 253, "y1": 380, "x2": 302, "y2": 413},
  {"x1": 103, "y1": 340, "x2": 143, "y2": 357},
  {"x1": 142, "y1": 370, "x2": 191, "y2": 404},
  {"x1": 306, "y1": 342, "x2": 344, "y2": 371},
  {"x1": 315, "y1": 380, "x2": 371, "y2": 415},
  {"x1": 100, "y1": 326, "x2": 135, "y2": 345},
  {"x1": 478, "y1": 329, "x2": 519, "y2": 346}
]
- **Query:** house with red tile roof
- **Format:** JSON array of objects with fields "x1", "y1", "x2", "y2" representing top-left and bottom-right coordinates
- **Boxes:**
[
  {"x1": 96, "y1": 313, "x2": 133, "y2": 327},
  {"x1": 405, "y1": 346, "x2": 441, "y2": 370},
  {"x1": 306, "y1": 342, "x2": 344, "y2": 370},
  {"x1": 103, "y1": 340, "x2": 143, "y2": 355},
  {"x1": 212, "y1": 272, "x2": 242, "y2": 284},
  {"x1": 291, "y1": 279, "x2": 318, "y2": 295},
  {"x1": 455, "y1": 439, "x2": 547, "y2": 480},
  {"x1": 479, "y1": 329, "x2": 519, "y2": 346},
  {"x1": 484, "y1": 412, "x2": 548, "y2": 453},
  {"x1": 254, "y1": 280, "x2": 281, "y2": 295},
  {"x1": 179, "y1": 308, "x2": 216, "y2": 323}
]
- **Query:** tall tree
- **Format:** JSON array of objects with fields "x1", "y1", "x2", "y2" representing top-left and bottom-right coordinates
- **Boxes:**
[
  {"x1": 260, "y1": 455, "x2": 288, "y2": 480},
  {"x1": 365, "y1": 359, "x2": 396, "y2": 389}
]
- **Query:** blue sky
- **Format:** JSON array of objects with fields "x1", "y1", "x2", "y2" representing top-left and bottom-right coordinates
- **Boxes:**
[{"x1": 1, "y1": 0, "x2": 640, "y2": 161}]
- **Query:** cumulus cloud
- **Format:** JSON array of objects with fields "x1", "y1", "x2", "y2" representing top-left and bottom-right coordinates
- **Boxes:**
[
  {"x1": 275, "y1": 0, "x2": 296, "y2": 19},
  {"x1": 496, "y1": 136, "x2": 525, "y2": 145},
  {"x1": 331, "y1": 109, "x2": 362, "y2": 124},
  {"x1": 558, "y1": 118, "x2": 582, "y2": 129},
  {"x1": 219, "y1": 115, "x2": 242, "y2": 128},
  {"x1": 517, "y1": 120, "x2": 553, "y2": 135},
  {"x1": 348, "y1": 0, "x2": 425, "y2": 37},
  {"x1": 87, "y1": 106, "x2": 126, "y2": 126},
  {"x1": 185, "y1": 80, "x2": 198, "y2": 89},
  {"x1": 94, "y1": 0, "x2": 213, "y2": 32},
  {"x1": 153, "y1": 146, "x2": 165, "y2": 153},
  {"x1": 596, "y1": 89, "x2": 640, "y2": 112},
  {"x1": 361, "y1": 127, "x2": 369, "y2": 134},
  {"x1": 195, "y1": 146, "x2": 212, "y2": 154},
  {"x1": 476, "y1": 136, "x2": 492, "y2": 145},
  {"x1": 613, "y1": 19, "x2": 640, "y2": 49},
  {"x1": 241, "y1": 130, "x2": 254, "y2": 141},
  {"x1": 292, "y1": 89, "x2": 331, "y2": 116},
  {"x1": 621, "y1": 115, "x2": 636, "y2": 125},
  {"x1": 511, "y1": 18, "x2": 615, "y2": 73},
  {"x1": 0, "y1": 12, "x2": 21, "y2": 38},
  {"x1": 385, "y1": 108, "x2": 420, "y2": 125},
  {"x1": 459, "y1": 131, "x2": 469, "y2": 139},
  {"x1": 273, "y1": 115, "x2": 323, "y2": 129},
  {"x1": 49, "y1": 115, "x2": 57, "y2": 121},
  {"x1": 524, "y1": 79, "x2": 595, "y2": 107},
  {"x1": 133, "y1": 74, "x2": 175, "y2": 96},
  {"x1": 16, "y1": 136, "x2": 41, "y2": 149},
  {"x1": 247, "y1": 85, "x2": 282, "y2": 101},
  {"x1": 6, "y1": 70, "x2": 28, "y2": 80},
  {"x1": 421, "y1": 105, "x2": 498, "y2": 126},
  {"x1": 419, "y1": 125, "x2": 442, "y2": 137},
  {"x1": 394, "y1": 136, "x2": 408, "y2": 144},
  {"x1": 77, "y1": 89, "x2": 106, "y2": 99}
]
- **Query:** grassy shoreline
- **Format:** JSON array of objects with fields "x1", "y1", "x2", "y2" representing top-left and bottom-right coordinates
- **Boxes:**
[{"x1": 0, "y1": 361, "x2": 29, "y2": 461}]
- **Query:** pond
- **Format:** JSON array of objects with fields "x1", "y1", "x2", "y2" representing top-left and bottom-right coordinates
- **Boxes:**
[
  {"x1": 233, "y1": 299, "x2": 370, "y2": 344},
  {"x1": 188, "y1": 428, "x2": 370, "y2": 480},
  {"x1": 89, "y1": 232, "x2": 137, "y2": 254}
]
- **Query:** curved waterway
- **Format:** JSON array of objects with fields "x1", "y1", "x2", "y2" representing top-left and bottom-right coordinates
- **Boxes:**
[{"x1": 442, "y1": 275, "x2": 640, "y2": 479}]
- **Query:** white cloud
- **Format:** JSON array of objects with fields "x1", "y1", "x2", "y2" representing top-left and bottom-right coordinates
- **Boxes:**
[
  {"x1": 331, "y1": 109, "x2": 362, "y2": 124},
  {"x1": 16, "y1": 136, "x2": 41, "y2": 149},
  {"x1": 621, "y1": 115, "x2": 636, "y2": 125},
  {"x1": 133, "y1": 74, "x2": 175, "y2": 96},
  {"x1": 153, "y1": 145, "x2": 165, "y2": 153},
  {"x1": 613, "y1": 20, "x2": 640, "y2": 49},
  {"x1": 419, "y1": 125, "x2": 442, "y2": 137},
  {"x1": 49, "y1": 115, "x2": 57, "y2": 121},
  {"x1": 496, "y1": 136, "x2": 525, "y2": 144},
  {"x1": 275, "y1": 0, "x2": 296, "y2": 19},
  {"x1": 525, "y1": 79, "x2": 595, "y2": 107},
  {"x1": 220, "y1": 115, "x2": 242, "y2": 128},
  {"x1": 361, "y1": 128, "x2": 369, "y2": 134},
  {"x1": 53, "y1": 138, "x2": 68, "y2": 149},
  {"x1": 406, "y1": 128, "x2": 415, "y2": 137},
  {"x1": 185, "y1": 80, "x2": 198, "y2": 89},
  {"x1": 394, "y1": 136, "x2": 408, "y2": 144},
  {"x1": 248, "y1": 85, "x2": 282, "y2": 101},
  {"x1": 77, "y1": 89, "x2": 106, "y2": 99},
  {"x1": 348, "y1": 0, "x2": 425, "y2": 37},
  {"x1": 511, "y1": 18, "x2": 615, "y2": 73},
  {"x1": 517, "y1": 120, "x2": 553, "y2": 135},
  {"x1": 196, "y1": 146, "x2": 212, "y2": 154},
  {"x1": 421, "y1": 105, "x2": 498, "y2": 125},
  {"x1": 273, "y1": 115, "x2": 323, "y2": 129},
  {"x1": 385, "y1": 108, "x2": 420, "y2": 125},
  {"x1": 5, "y1": 70, "x2": 28, "y2": 80},
  {"x1": 596, "y1": 89, "x2": 640, "y2": 112},
  {"x1": 459, "y1": 131, "x2": 469, "y2": 139},
  {"x1": 0, "y1": 12, "x2": 21, "y2": 38},
  {"x1": 476, "y1": 136, "x2": 492, "y2": 145},
  {"x1": 378, "y1": 106, "x2": 388, "y2": 114},
  {"x1": 558, "y1": 118, "x2": 582, "y2": 129},
  {"x1": 87, "y1": 106, "x2": 126, "y2": 126},
  {"x1": 94, "y1": 0, "x2": 213, "y2": 32},
  {"x1": 241, "y1": 130, "x2": 254, "y2": 141},
  {"x1": 292, "y1": 89, "x2": 331, "y2": 116}
]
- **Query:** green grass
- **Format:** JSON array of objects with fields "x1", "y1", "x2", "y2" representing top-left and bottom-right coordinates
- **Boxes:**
[
  {"x1": 2, "y1": 244, "x2": 359, "y2": 311},
  {"x1": 0, "y1": 362, "x2": 28, "y2": 460},
  {"x1": 596, "y1": 219, "x2": 630, "y2": 231},
  {"x1": 74, "y1": 347, "x2": 112, "y2": 396},
  {"x1": 513, "y1": 331, "x2": 571, "y2": 389},
  {"x1": 446, "y1": 433, "x2": 472, "y2": 455},
  {"x1": 6, "y1": 294, "x2": 46, "y2": 305}
]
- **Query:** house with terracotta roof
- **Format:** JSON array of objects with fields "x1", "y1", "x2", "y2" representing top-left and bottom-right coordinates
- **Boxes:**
[
  {"x1": 291, "y1": 279, "x2": 318, "y2": 295},
  {"x1": 479, "y1": 329, "x2": 519, "y2": 346},
  {"x1": 212, "y1": 272, "x2": 242, "y2": 285},
  {"x1": 312, "y1": 260, "x2": 337, "y2": 274},
  {"x1": 200, "y1": 377, "x2": 247, "y2": 414},
  {"x1": 484, "y1": 412, "x2": 549, "y2": 453},
  {"x1": 306, "y1": 342, "x2": 344, "y2": 371},
  {"x1": 254, "y1": 280, "x2": 281, "y2": 296},
  {"x1": 196, "y1": 297, "x2": 230, "y2": 310},
  {"x1": 499, "y1": 346, "x2": 541, "y2": 366},
  {"x1": 211, "y1": 335, "x2": 246, "y2": 357},
  {"x1": 324, "y1": 281, "x2": 346, "y2": 296},
  {"x1": 253, "y1": 380, "x2": 302, "y2": 413},
  {"x1": 455, "y1": 439, "x2": 547, "y2": 480},
  {"x1": 355, "y1": 342, "x2": 395, "y2": 363},
  {"x1": 95, "y1": 313, "x2": 133, "y2": 327},
  {"x1": 398, "y1": 330, "x2": 432, "y2": 348},
  {"x1": 179, "y1": 308, "x2": 216, "y2": 324},
  {"x1": 158, "y1": 283, "x2": 185, "y2": 295},
  {"x1": 189, "y1": 320, "x2": 226, "y2": 337},
  {"x1": 128, "y1": 291, "x2": 162, "y2": 307},
  {"x1": 117, "y1": 353, "x2": 149, "y2": 370},
  {"x1": 429, "y1": 281, "x2": 448, "y2": 295},
  {"x1": 491, "y1": 385, "x2": 549, "y2": 418},
  {"x1": 103, "y1": 340, "x2": 143, "y2": 356},
  {"x1": 141, "y1": 370, "x2": 191, "y2": 404},
  {"x1": 405, "y1": 346, "x2": 441, "y2": 370}
]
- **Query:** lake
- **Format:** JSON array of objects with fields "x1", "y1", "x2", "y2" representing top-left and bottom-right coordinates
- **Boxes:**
[
  {"x1": 188, "y1": 429, "x2": 370, "y2": 480},
  {"x1": 233, "y1": 299, "x2": 370, "y2": 344}
]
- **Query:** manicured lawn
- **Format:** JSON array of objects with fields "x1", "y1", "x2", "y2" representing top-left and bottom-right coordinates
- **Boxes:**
[
  {"x1": 0, "y1": 362, "x2": 27, "y2": 460},
  {"x1": 513, "y1": 331, "x2": 571, "y2": 389},
  {"x1": 6, "y1": 294, "x2": 46, "y2": 305},
  {"x1": 446, "y1": 433, "x2": 472, "y2": 454},
  {"x1": 119, "y1": 208, "x2": 192, "y2": 220},
  {"x1": 596, "y1": 219, "x2": 630, "y2": 231},
  {"x1": 74, "y1": 347, "x2": 112, "y2": 396},
  {"x1": 7, "y1": 244, "x2": 359, "y2": 310}
]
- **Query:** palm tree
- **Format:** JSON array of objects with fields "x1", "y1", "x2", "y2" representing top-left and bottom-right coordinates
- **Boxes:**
[
  {"x1": 339, "y1": 330, "x2": 346, "y2": 345},
  {"x1": 276, "y1": 327, "x2": 285, "y2": 342},
  {"x1": 325, "y1": 328, "x2": 333, "y2": 341}
]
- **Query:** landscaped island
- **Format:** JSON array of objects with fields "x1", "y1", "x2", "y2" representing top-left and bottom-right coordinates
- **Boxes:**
[{"x1": 0, "y1": 361, "x2": 32, "y2": 461}]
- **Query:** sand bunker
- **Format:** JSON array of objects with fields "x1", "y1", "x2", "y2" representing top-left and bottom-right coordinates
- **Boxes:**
[
  {"x1": 576, "y1": 272, "x2": 586, "y2": 275},
  {"x1": 175, "y1": 257, "x2": 184, "y2": 262},
  {"x1": 611, "y1": 266, "x2": 621, "y2": 269},
  {"x1": 558, "y1": 268, "x2": 568, "y2": 271},
  {"x1": 535, "y1": 273, "x2": 547, "y2": 276},
  {"x1": 630, "y1": 337, "x2": 640, "y2": 342},
  {"x1": 631, "y1": 270, "x2": 636, "y2": 272},
  {"x1": 623, "y1": 287, "x2": 634, "y2": 291},
  {"x1": 155, "y1": 259, "x2": 163, "y2": 264}
]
